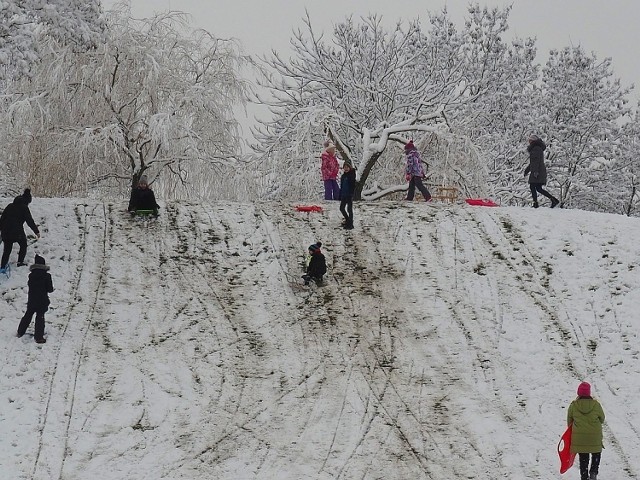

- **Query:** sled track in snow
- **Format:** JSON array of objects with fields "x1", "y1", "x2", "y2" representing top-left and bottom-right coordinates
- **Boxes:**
[{"x1": 31, "y1": 202, "x2": 110, "y2": 479}]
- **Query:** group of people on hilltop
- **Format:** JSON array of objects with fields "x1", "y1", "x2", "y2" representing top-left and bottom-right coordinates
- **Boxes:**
[{"x1": 318, "y1": 134, "x2": 560, "y2": 228}]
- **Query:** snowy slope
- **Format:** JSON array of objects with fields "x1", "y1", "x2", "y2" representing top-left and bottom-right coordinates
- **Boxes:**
[{"x1": 1, "y1": 198, "x2": 639, "y2": 479}]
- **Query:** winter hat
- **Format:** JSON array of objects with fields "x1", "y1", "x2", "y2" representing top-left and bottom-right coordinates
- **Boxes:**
[
  {"x1": 138, "y1": 175, "x2": 148, "y2": 185},
  {"x1": 577, "y1": 381, "x2": 591, "y2": 397},
  {"x1": 34, "y1": 254, "x2": 46, "y2": 265},
  {"x1": 528, "y1": 134, "x2": 540, "y2": 142},
  {"x1": 308, "y1": 242, "x2": 322, "y2": 253},
  {"x1": 22, "y1": 188, "x2": 32, "y2": 204},
  {"x1": 404, "y1": 140, "x2": 416, "y2": 152}
]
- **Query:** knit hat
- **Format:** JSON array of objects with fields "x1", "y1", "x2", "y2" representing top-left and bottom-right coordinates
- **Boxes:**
[
  {"x1": 22, "y1": 188, "x2": 32, "y2": 204},
  {"x1": 138, "y1": 175, "x2": 148, "y2": 185},
  {"x1": 404, "y1": 140, "x2": 415, "y2": 152},
  {"x1": 308, "y1": 242, "x2": 322, "y2": 253},
  {"x1": 34, "y1": 254, "x2": 46, "y2": 265},
  {"x1": 577, "y1": 381, "x2": 591, "y2": 397}
]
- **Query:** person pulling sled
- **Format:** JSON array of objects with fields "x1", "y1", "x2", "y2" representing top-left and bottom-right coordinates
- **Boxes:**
[{"x1": 302, "y1": 242, "x2": 327, "y2": 286}]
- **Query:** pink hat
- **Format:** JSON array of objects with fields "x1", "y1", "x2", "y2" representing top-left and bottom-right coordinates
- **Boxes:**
[
  {"x1": 577, "y1": 382, "x2": 591, "y2": 397},
  {"x1": 404, "y1": 140, "x2": 415, "y2": 152}
]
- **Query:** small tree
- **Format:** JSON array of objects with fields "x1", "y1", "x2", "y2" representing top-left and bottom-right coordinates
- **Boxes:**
[{"x1": 1, "y1": 7, "x2": 249, "y2": 199}]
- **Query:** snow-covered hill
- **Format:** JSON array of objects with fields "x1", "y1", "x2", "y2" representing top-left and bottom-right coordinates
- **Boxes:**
[{"x1": 1, "y1": 199, "x2": 639, "y2": 479}]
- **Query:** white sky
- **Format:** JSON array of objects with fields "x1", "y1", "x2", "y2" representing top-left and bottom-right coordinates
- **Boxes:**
[
  {"x1": 104, "y1": 0, "x2": 639, "y2": 96},
  {"x1": 2, "y1": 197, "x2": 639, "y2": 478}
]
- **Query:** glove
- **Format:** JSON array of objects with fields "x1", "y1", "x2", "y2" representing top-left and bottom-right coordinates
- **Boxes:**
[
  {"x1": 523, "y1": 166, "x2": 530, "y2": 177},
  {"x1": 405, "y1": 174, "x2": 412, "y2": 181}
]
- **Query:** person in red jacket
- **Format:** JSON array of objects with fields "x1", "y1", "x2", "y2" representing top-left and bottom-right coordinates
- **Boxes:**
[{"x1": 321, "y1": 141, "x2": 340, "y2": 200}]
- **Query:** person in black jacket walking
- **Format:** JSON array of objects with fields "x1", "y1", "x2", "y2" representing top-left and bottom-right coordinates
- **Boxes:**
[
  {"x1": 302, "y1": 242, "x2": 327, "y2": 285},
  {"x1": 0, "y1": 188, "x2": 40, "y2": 269},
  {"x1": 128, "y1": 175, "x2": 160, "y2": 216},
  {"x1": 525, "y1": 135, "x2": 559, "y2": 208},
  {"x1": 17, "y1": 254, "x2": 54, "y2": 344},
  {"x1": 339, "y1": 163, "x2": 356, "y2": 229}
]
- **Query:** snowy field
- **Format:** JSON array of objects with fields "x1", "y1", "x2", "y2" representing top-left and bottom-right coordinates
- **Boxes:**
[{"x1": 1, "y1": 198, "x2": 639, "y2": 479}]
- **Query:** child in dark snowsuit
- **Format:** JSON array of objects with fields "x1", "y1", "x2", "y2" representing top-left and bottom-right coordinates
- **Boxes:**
[
  {"x1": 17, "y1": 254, "x2": 54, "y2": 344},
  {"x1": 128, "y1": 175, "x2": 160, "y2": 216},
  {"x1": 339, "y1": 163, "x2": 356, "y2": 229},
  {"x1": 302, "y1": 242, "x2": 327, "y2": 285}
]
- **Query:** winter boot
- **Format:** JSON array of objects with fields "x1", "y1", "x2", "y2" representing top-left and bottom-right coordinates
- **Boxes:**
[
  {"x1": 17, "y1": 262, "x2": 27, "y2": 267},
  {"x1": 35, "y1": 337, "x2": 46, "y2": 344},
  {"x1": 424, "y1": 194, "x2": 432, "y2": 202},
  {"x1": 551, "y1": 197, "x2": 560, "y2": 208},
  {"x1": 533, "y1": 201, "x2": 539, "y2": 208}
]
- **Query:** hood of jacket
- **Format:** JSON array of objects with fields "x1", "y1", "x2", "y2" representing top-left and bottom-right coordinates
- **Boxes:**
[
  {"x1": 527, "y1": 138, "x2": 546, "y2": 152},
  {"x1": 574, "y1": 397, "x2": 597, "y2": 415}
]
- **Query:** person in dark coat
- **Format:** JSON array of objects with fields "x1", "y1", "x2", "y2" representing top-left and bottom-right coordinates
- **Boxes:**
[
  {"x1": 567, "y1": 381, "x2": 605, "y2": 480},
  {"x1": 302, "y1": 242, "x2": 327, "y2": 285},
  {"x1": 525, "y1": 135, "x2": 559, "y2": 208},
  {"x1": 17, "y1": 254, "x2": 54, "y2": 344},
  {"x1": 0, "y1": 188, "x2": 40, "y2": 269},
  {"x1": 339, "y1": 163, "x2": 356, "y2": 230},
  {"x1": 127, "y1": 175, "x2": 160, "y2": 216}
]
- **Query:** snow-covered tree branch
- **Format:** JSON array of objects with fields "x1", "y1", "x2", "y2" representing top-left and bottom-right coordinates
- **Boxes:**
[{"x1": 0, "y1": 7, "x2": 249, "y2": 199}]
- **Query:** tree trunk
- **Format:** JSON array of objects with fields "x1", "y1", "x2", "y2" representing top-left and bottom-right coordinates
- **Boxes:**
[{"x1": 354, "y1": 150, "x2": 382, "y2": 200}]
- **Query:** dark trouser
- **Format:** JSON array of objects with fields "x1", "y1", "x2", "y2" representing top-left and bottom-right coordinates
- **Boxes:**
[
  {"x1": 302, "y1": 274, "x2": 323, "y2": 285},
  {"x1": 579, "y1": 452, "x2": 601, "y2": 480},
  {"x1": 530, "y1": 183, "x2": 557, "y2": 203},
  {"x1": 340, "y1": 197, "x2": 353, "y2": 226},
  {"x1": 406, "y1": 176, "x2": 431, "y2": 200},
  {"x1": 18, "y1": 307, "x2": 47, "y2": 341},
  {"x1": 324, "y1": 179, "x2": 340, "y2": 200},
  {"x1": 1, "y1": 236, "x2": 28, "y2": 268}
]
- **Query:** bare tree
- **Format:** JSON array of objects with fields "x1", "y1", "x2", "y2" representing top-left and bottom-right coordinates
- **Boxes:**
[{"x1": 0, "y1": 7, "x2": 249, "y2": 199}]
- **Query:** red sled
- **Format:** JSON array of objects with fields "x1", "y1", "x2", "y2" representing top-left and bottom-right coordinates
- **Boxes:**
[
  {"x1": 465, "y1": 198, "x2": 499, "y2": 207},
  {"x1": 558, "y1": 424, "x2": 577, "y2": 474},
  {"x1": 295, "y1": 205, "x2": 323, "y2": 212}
]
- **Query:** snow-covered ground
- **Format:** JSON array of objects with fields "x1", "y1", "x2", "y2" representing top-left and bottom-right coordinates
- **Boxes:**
[{"x1": 1, "y1": 198, "x2": 639, "y2": 479}]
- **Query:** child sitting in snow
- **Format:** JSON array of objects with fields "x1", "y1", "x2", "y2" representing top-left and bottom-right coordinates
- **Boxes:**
[{"x1": 302, "y1": 242, "x2": 327, "y2": 285}]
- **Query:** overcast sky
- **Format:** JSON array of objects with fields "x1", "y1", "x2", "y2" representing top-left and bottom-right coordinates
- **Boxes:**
[{"x1": 104, "y1": 0, "x2": 639, "y2": 92}]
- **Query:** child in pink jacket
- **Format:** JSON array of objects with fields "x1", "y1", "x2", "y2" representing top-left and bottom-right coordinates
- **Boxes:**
[{"x1": 321, "y1": 141, "x2": 340, "y2": 200}]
